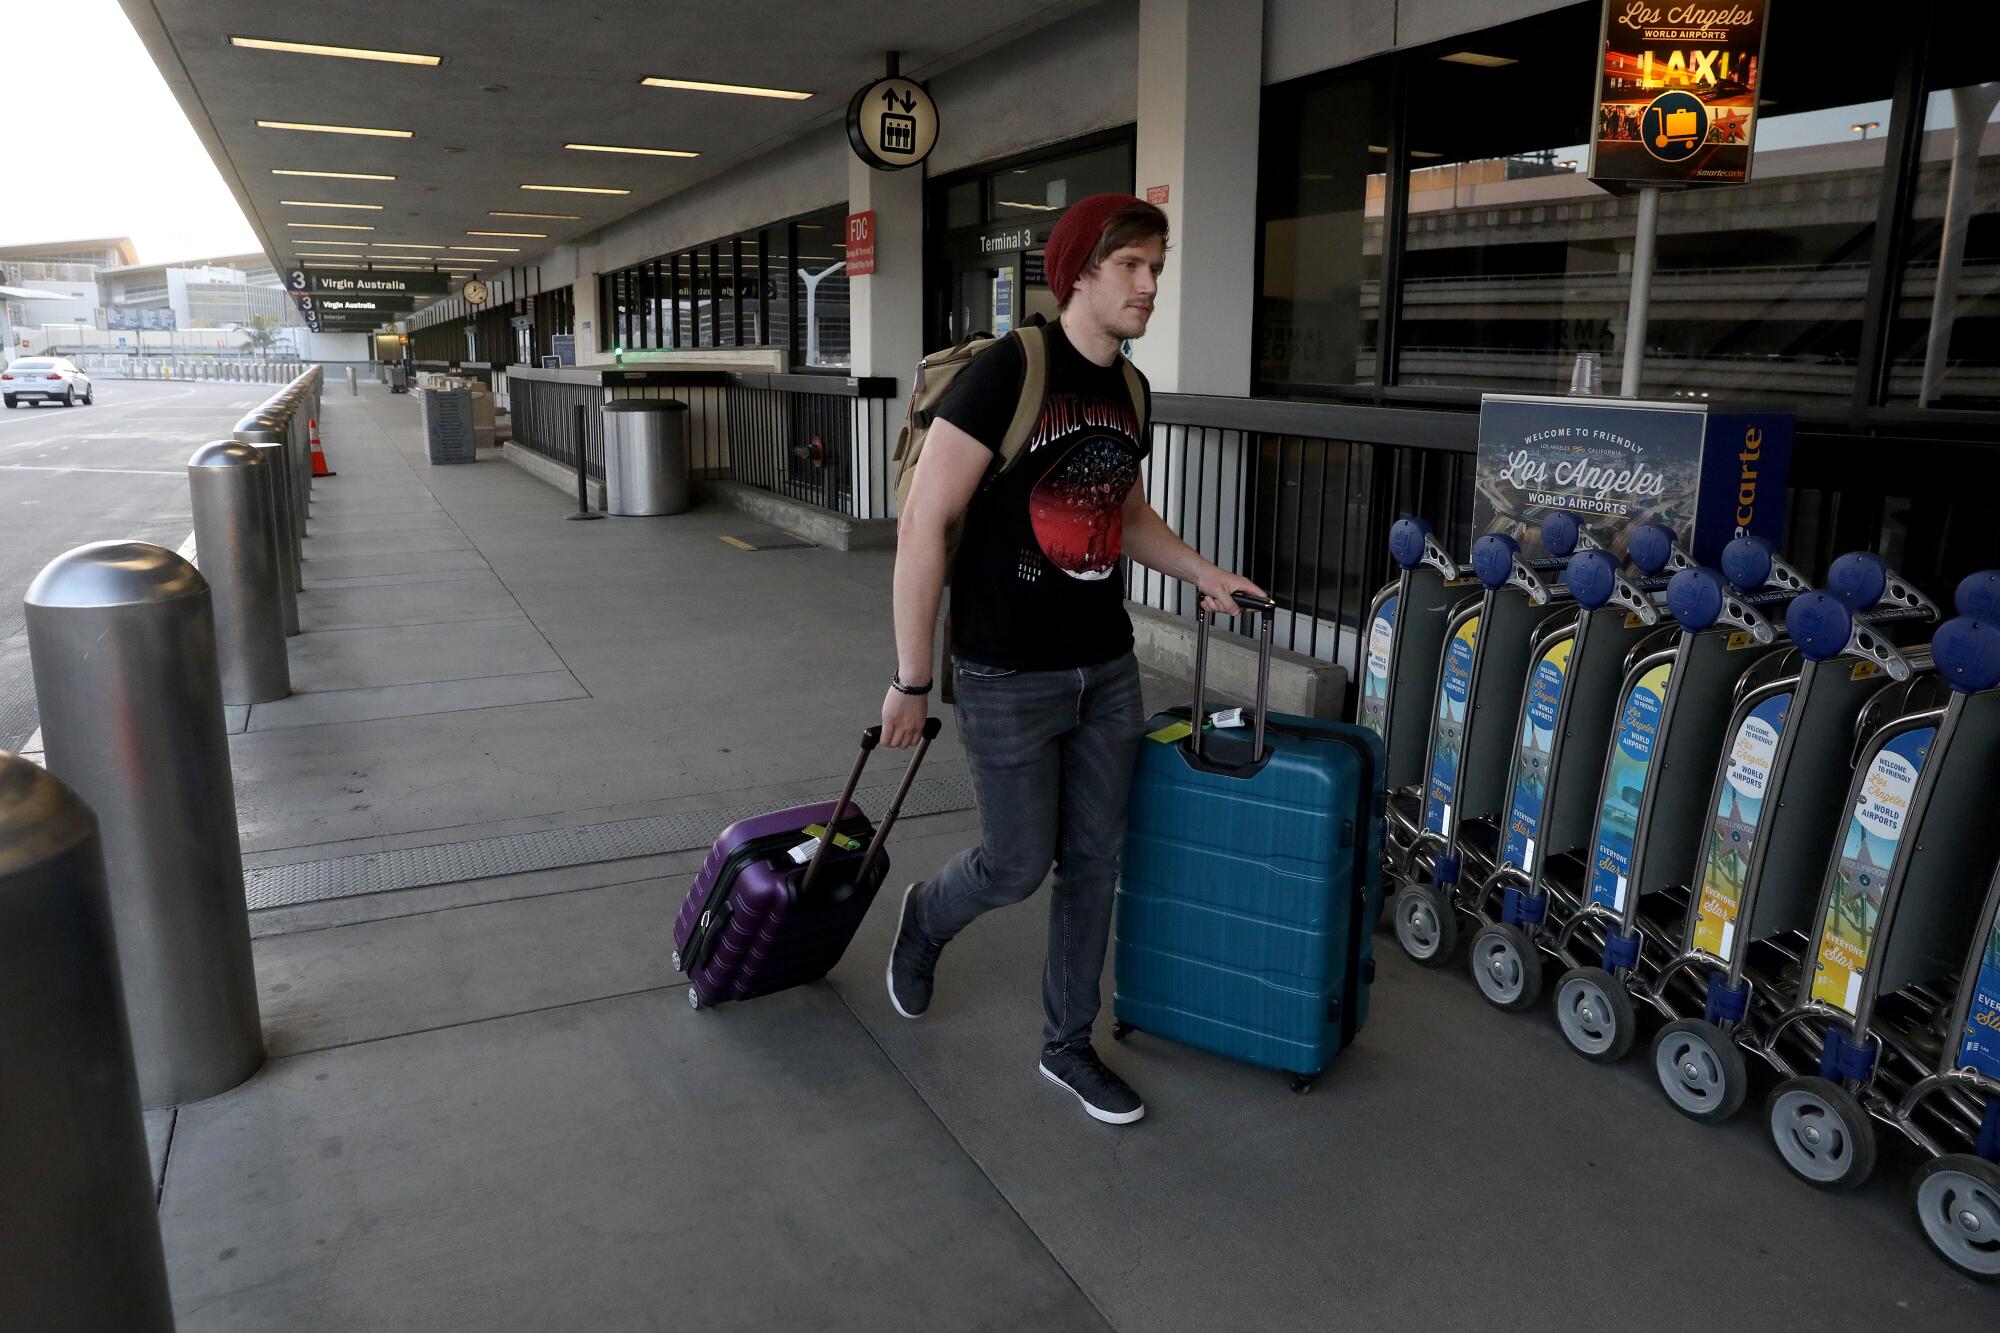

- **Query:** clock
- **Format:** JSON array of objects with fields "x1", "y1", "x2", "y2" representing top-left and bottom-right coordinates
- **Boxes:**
[{"x1": 463, "y1": 279, "x2": 489, "y2": 305}]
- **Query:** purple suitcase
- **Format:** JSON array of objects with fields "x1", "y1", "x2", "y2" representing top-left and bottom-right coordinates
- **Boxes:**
[{"x1": 672, "y1": 720, "x2": 940, "y2": 1008}]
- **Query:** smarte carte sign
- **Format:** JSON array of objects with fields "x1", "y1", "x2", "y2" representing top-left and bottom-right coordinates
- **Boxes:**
[{"x1": 1587, "y1": 0, "x2": 1771, "y2": 191}]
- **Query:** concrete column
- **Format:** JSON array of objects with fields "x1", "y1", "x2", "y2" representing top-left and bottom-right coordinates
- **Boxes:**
[
  {"x1": 848, "y1": 151, "x2": 925, "y2": 519},
  {"x1": 1131, "y1": 0, "x2": 1263, "y2": 397},
  {"x1": 572, "y1": 262, "x2": 602, "y2": 359}
]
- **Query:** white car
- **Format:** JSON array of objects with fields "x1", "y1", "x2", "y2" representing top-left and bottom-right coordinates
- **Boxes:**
[{"x1": 2, "y1": 357, "x2": 94, "y2": 408}]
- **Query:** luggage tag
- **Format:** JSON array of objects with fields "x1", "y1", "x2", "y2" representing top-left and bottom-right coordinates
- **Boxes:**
[
  {"x1": 788, "y1": 826, "x2": 862, "y2": 865},
  {"x1": 1148, "y1": 709, "x2": 1249, "y2": 744}
]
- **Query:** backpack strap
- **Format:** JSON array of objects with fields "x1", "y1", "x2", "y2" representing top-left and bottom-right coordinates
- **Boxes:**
[
  {"x1": 992, "y1": 325, "x2": 1047, "y2": 476},
  {"x1": 1117, "y1": 355, "x2": 1147, "y2": 437}
]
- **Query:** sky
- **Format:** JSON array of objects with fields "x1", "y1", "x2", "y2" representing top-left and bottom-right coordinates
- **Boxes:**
[{"x1": 3, "y1": 0, "x2": 257, "y2": 264}]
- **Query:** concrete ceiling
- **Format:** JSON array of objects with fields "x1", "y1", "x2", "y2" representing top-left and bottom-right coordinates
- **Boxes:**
[{"x1": 121, "y1": 1, "x2": 1095, "y2": 301}]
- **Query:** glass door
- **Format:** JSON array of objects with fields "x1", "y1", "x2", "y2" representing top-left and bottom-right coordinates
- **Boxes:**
[{"x1": 952, "y1": 256, "x2": 1021, "y2": 341}]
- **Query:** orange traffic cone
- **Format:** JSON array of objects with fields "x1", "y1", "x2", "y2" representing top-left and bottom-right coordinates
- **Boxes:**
[{"x1": 310, "y1": 418, "x2": 336, "y2": 477}]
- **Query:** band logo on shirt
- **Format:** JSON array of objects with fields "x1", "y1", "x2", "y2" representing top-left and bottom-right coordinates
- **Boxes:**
[{"x1": 1024, "y1": 393, "x2": 1141, "y2": 454}]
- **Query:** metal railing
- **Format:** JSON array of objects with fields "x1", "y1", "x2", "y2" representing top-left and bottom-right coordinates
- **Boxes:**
[
  {"x1": 506, "y1": 366, "x2": 897, "y2": 517},
  {"x1": 1131, "y1": 397, "x2": 1478, "y2": 690}
]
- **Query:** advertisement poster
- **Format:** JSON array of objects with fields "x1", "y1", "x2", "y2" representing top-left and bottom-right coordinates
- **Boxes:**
[
  {"x1": 1358, "y1": 595, "x2": 1398, "y2": 741},
  {"x1": 1425, "y1": 617, "x2": 1479, "y2": 835},
  {"x1": 1589, "y1": 661, "x2": 1673, "y2": 911},
  {"x1": 1691, "y1": 691, "x2": 1791, "y2": 962},
  {"x1": 1961, "y1": 900, "x2": 2000, "y2": 1082},
  {"x1": 1588, "y1": 1, "x2": 1772, "y2": 191},
  {"x1": 1503, "y1": 637, "x2": 1574, "y2": 872},
  {"x1": 1812, "y1": 727, "x2": 1934, "y2": 1013},
  {"x1": 1474, "y1": 397, "x2": 1790, "y2": 567},
  {"x1": 1475, "y1": 398, "x2": 1707, "y2": 562}
]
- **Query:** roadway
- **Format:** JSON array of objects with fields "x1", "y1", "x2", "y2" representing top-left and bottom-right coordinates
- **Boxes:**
[{"x1": 0, "y1": 377, "x2": 271, "y2": 751}]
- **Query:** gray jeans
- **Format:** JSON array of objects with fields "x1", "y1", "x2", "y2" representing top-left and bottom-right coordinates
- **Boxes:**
[{"x1": 917, "y1": 651, "x2": 1146, "y2": 1052}]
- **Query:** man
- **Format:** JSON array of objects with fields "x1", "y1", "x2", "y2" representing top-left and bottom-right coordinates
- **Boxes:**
[{"x1": 880, "y1": 194, "x2": 1266, "y2": 1125}]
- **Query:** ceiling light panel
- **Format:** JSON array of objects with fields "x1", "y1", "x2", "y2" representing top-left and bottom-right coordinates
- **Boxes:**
[
  {"x1": 258, "y1": 120, "x2": 413, "y2": 138},
  {"x1": 273, "y1": 169, "x2": 395, "y2": 180},
  {"x1": 640, "y1": 76, "x2": 811, "y2": 100},
  {"x1": 281, "y1": 200, "x2": 383, "y2": 210},
  {"x1": 565, "y1": 143, "x2": 699, "y2": 158},
  {"x1": 232, "y1": 37, "x2": 441, "y2": 65},
  {"x1": 519, "y1": 184, "x2": 630, "y2": 195},
  {"x1": 1439, "y1": 51, "x2": 1517, "y2": 67},
  {"x1": 490, "y1": 211, "x2": 581, "y2": 220},
  {"x1": 467, "y1": 231, "x2": 546, "y2": 237},
  {"x1": 285, "y1": 222, "x2": 376, "y2": 230},
  {"x1": 450, "y1": 245, "x2": 519, "y2": 252}
]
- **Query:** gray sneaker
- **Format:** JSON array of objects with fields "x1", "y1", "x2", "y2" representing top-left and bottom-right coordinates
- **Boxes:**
[
  {"x1": 1039, "y1": 1043, "x2": 1145, "y2": 1124},
  {"x1": 887, "y1": 883, "x2": 944, "y2": 1019}
]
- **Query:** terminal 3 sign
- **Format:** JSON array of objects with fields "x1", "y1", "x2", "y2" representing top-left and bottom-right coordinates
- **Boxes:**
[
  {"x1": 1587, "y1": 1, "x2": 1771, "y2": 192},
  {"x1": 287, "y1": 268, "x2": 453, "y2": 298}
]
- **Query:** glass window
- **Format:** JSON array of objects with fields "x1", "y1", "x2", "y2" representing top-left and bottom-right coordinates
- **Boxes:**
[
  {"x1": 945, "y1": 179, "x2": 983, "y2": 230},
  {"x1": 1889, "y1": 12, "x2": 2000, "y2": 408},
  {"x1": 1256, "y1": 65, "x2": 1394, "y2": 392},
  {"x1": 993, "y1": 143, "x2": 1130, "y2": 222},
  {"x1": 796, "y1": 207, "x2": 849, "y2": 367}
]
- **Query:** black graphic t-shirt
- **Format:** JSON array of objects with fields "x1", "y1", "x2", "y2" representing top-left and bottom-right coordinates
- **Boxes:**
[{"x1": 933, "y1": 322, "x2": 1151, "y2": 671}]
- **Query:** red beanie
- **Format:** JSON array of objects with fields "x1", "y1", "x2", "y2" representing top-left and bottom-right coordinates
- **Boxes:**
[{"x1": 1043, "y1": 192, "x2": 1147, "y2": 305}]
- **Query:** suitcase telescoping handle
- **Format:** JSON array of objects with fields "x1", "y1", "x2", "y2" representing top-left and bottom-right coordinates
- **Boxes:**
[
  {"x1": 1191, "y1": 592, "x2": 1278, "y2": 764},
  {"x1": 855, "y1": 716, "x2": 943, "y2": 882},
  {"x1": 798, "y1": 718, "x2": 943, "y2": 898}
]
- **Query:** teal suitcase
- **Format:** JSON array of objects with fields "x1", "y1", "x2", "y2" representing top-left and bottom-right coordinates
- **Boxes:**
[{"x1": 1112, "y1": 600, "x2": 1383, "y2": 1092}]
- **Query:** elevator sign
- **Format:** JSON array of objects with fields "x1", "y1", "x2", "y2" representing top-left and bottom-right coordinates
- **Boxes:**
[
  {"x1": 1587, "y1": 1, "x2": 1771, "y2": 192},
  {"x1": 847, "y1": 76, "x2": 938, "y2": 171}
]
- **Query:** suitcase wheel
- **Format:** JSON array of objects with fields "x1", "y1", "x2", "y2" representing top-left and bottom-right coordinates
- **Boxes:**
[
  {"x1": 687, "y1": 985, "x2": 705, "y2": 1011},
  {"x1": 1111, "y1": 1021, "x2": 1137, "y2": 1043},
  {"x1": 670, "y1": 949, "x2": 683, "y2": 972},
  {"x1": 1286, "y1": 1072, "x2": 1316, "y2": 1095}
]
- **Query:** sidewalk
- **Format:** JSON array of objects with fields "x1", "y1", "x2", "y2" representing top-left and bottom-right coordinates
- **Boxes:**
[{"x1": 148, "y1": 385, "x2": 1995, "y2": 1330}]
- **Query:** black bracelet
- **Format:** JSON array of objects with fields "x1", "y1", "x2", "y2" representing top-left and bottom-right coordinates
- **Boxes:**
[{"x1": 890, "y1": 672, "x2": 933, "y2": 697}]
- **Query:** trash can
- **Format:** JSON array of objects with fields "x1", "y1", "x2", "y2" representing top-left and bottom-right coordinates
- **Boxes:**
[
  {"x1": 419, "y1": 386, "x2": 477, "y2": 464},
  {"x1": 601, "y1": 399, "x2": 691, "y2": 516}
]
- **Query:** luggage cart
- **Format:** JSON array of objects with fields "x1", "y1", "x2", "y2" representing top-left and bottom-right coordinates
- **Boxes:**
[
  {"x1": 1361, "y1": 519, "x2": 1471, "y2": 881},
  {"x1": 1644, "y1": 553, "x2": 1942, "y2": 1121},
  {"x1": 1897, "y1": 853, "x2": 2000, "y2": 1279},
  {"x1": 1549, "y1": 537, "x2": 1814, "y2": 1062},
  {"x1": 1391, "y1": 519, "x2": 1588, "y2": 966},
  {"x1": 1463, "y1": 536, "x2": 1669, "y2": 1011},
  {"x1": 1756, "y1": 594, "x2": 2000, "y2": 1196}
]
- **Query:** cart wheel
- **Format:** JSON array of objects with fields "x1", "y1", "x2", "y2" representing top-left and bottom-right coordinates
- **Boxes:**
[
  {"x1": 1912, "y1": 1153, "x2": 2000, "y2": 1281},
  {"x1": 1111, "y1": 1021, "x2": 1136, "y2": 1043},
  {"x1": 1554, "y1": 966, "x2": 1636, "y2": 1063},
  {"x1": 1767, "y1": 1076, "x2": 1877, "y2": 1191},
  {"x1": 670, "y1": 949, "x2": 682, "y2": 972},
  {"x1": 1652, "y1": 1019, "x2": 1749, "y2": 1123},
  {"x1": 687, "y1": 985, "x2": 704, "y2": 1011},
  {"x1": 1393, "y1": 883, "x2": 1457, "y2": 967},
  {"x1": 1287, "y1": 1072, "x2": 1316, "y2": 1095},
  {"x1": 1469, "y1": 923, "x2": 1542, "y2": 1011}
]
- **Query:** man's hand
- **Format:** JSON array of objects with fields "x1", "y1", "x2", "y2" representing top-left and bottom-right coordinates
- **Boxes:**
[
  {"x1": 882, "y1": 686, "x2": 929, "y2": 749},
  {"x1": 1196, "y1": 568, "x2": 1270, "y2": 617}
]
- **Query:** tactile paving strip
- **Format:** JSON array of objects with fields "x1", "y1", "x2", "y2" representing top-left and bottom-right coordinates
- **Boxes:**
[{"x1": 244, "y1": 771, "x2": 979, "y2": 910}]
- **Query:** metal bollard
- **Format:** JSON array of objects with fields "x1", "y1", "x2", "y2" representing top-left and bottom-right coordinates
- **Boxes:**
[
  {"x1": 0, "y1": 756, "x2": 177, "y2": 1331},
  {"x1": 235, "y1": 416, "x2": 302, "y2": 603},
  {"x1": 24, "y1": 541, "x2": 264, "y2": 1106},
  {"x1": 189, "y1": 441, "x2": 291, "y2": 703},
  {"x1": 347, "y1": 365, "x2": 357, "y2": 395},
  {"x1": 242, "y1": 439, "x2": 300, "y2": 635}
]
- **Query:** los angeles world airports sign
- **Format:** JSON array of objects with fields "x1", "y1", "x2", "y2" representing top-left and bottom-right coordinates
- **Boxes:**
[{"x1": 1587, "y1": 2, "x2": 1771, "y2": 192}]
